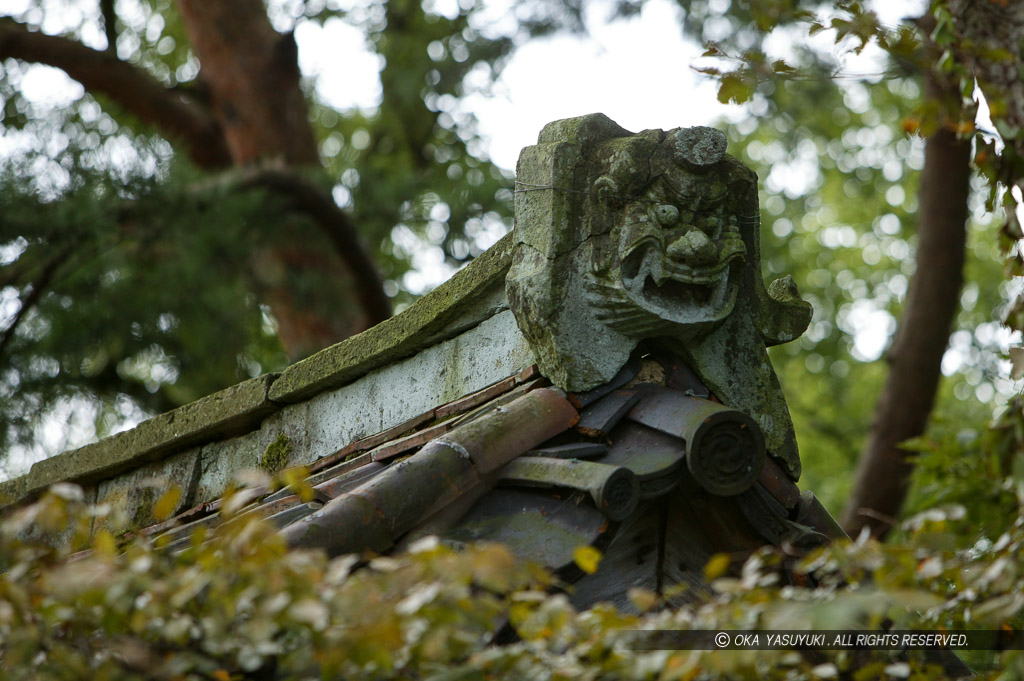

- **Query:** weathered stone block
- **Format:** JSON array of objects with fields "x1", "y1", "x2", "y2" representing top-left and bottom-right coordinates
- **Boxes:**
[
  {"x1": 0, "y1": 475, "x2": 28, "y2": 507},
  {"x1": 300, "y1": 310, "x2": 535, "y2": 465},
  {"x1": 195, "y1": 429, "x2": 267, "y2": 504},
  {"x1": 95, "y1": 449, "x2": 200, "y2": 530}
]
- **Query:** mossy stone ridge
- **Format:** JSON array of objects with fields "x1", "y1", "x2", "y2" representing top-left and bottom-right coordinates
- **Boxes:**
[
  {"x1": 0, "y1": 234, "x2": 518, "y2": 510},
  {"x1": 1, "y1": 373, "x2": 280, "y2": 507},
  {"x1": 269, "y1": 234, "x2": 515, "y2": 404}
]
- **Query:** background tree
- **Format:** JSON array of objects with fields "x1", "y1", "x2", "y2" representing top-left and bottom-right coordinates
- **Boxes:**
[
  {"x1": 657, "y1": 0, "x2": 1022, "y2": 538},
  {"x1": 0, "y1": 0, "x2": 581, "y2": 472}
]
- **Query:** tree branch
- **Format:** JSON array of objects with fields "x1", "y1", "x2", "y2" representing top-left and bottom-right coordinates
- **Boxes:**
[
  {"x1": 0, "y1": 20, "x2": 231, "y2": 169},
  {"x1": 236, "y1": 167, "x2": 393, "y2": 326},
  {"x1": 0, "y1": 248, "x2": 70, "y2": 356}
]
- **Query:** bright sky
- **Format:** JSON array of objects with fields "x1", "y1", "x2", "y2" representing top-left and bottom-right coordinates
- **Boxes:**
[
  {"x1": 466, "y1": 2, "x2": 732, "y2": 170},
  {"x1": 294, "y1": 0, "x2": 927, "y2": 171},
  {"x1": 296, "y1": 0, "x2": 732, "y2": 172}
]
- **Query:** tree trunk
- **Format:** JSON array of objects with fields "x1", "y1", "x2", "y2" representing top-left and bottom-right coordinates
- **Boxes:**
[
  {"x1": 174, "y1": 0, "x2": 390, "y2": 358},
  {"x1": 174, "y1": 0, "x2": 319, "y2": 167},
  {"x1": 841, "y1": 122, "x2": 971, "y2": 539},
  {"x1": 841, "y1": 0, "x2": 1024, "y2": 539}
]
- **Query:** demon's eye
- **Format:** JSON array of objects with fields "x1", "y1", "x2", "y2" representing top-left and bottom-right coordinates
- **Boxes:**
[{"x1": 655, "y1": 204, "x2": 679, "y2": 227}]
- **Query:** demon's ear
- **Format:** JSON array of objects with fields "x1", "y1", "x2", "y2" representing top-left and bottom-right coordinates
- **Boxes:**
[
  {"x1": 722, "y1": 173, "x2": 812, "y2": 347},
  {"x1": 593, "y1": 175, "x2": 619, "y2": 205},
  {"x1": 759, "y1": 275, "x2": 812, "y2": 346}
]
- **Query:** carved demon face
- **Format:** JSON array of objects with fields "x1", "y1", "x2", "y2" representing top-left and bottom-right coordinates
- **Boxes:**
[
  {"x1": 617, "y1": 170, "x2": 747, "y2": 329},
  {"x1": 508, "y1": 114, "x2": 811, "y2": 472},
  {"x1": 585, "y1": 126, "x2": 758, "y2": 340}
]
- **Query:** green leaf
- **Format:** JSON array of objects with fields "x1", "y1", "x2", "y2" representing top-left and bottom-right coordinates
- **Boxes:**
[
  {"x1": 771, "y1": 59, "x2": 797, "y2": 75},
  {"x1": 717, "y1": 73, "x2": 755, "y2": 104}
]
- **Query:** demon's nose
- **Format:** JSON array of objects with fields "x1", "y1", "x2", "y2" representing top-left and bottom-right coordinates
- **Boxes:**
[{"x1": 667, "y1": 230, "x2": 717, "y2": 266}]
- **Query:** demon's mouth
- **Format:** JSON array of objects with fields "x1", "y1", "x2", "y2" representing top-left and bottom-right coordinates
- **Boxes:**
[{"x1": 619, "y1": 231, "x2": 745, "y2": 325}]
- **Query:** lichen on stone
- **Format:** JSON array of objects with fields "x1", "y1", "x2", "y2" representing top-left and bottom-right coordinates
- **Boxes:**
[{"x1": 260, "y1": 433, "x2": 293, "y2": 474}]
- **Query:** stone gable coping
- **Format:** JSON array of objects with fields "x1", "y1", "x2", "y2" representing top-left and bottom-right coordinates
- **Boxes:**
[{"x1": 0, "y1": 374, "x2": 280, "y2": 506}]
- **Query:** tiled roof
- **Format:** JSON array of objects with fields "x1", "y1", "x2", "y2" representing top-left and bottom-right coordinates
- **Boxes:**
[{"x1": 142, "y1": 352, "x2": 845, "y2": 611}]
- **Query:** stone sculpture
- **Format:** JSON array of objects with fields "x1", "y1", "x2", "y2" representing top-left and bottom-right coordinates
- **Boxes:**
[{"x1": 507, "y1": 113, "x2": 812, "y2": 477}]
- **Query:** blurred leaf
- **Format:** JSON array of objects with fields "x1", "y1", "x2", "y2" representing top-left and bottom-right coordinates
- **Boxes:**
[
  {"x1": 152, "y1": 485, "x2": 182, "y2": 521},
  {"x1": 704, "y1": 553, "x2": 731, "y2": 581},
  {"x1": 93, "y1": 528, "x2": 117, "y2": 557},
  {"x1": 573, "y1": 545, "x2": 602, "y2": 574}
]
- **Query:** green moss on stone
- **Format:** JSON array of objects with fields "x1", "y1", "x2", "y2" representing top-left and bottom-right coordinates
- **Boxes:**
[{"x1": 260, "y1": 434, "x2": 293, "y2": 474}]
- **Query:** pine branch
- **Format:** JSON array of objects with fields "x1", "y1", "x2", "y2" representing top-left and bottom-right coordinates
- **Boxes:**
[
  {"x1": 0, "y1": 19, "x2": 231, "y2": 169},
  {"x1": 235, "y1": 167, "x2": 393, "y2": 326},
  {"x1": 0, "y1": 248, "x2": 70, "y2": 356}
]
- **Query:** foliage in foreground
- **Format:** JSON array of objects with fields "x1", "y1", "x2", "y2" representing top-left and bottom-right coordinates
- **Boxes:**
[{"x1": 3, "y1": 403, "x2": 1024, "y2": 680}]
